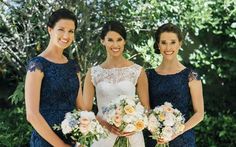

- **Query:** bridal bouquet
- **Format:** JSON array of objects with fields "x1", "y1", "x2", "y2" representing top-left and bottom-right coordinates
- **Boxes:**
[
  {"x1": 102, "y1": 95, "x2": 148, "y2": 147},
  {"x1": 54, "y1": 110, "x2": 108, "y2": 147},
  {"x1": 148, "y1": 102, "x2": 185, "y2": 147}
]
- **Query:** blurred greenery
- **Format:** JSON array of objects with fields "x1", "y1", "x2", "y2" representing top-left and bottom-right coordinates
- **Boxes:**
[{"x1": 0, "y1": 0, "x2": 235, "y2": 146}]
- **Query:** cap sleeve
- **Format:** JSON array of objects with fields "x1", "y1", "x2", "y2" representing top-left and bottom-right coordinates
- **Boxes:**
[
  {"x1": 26, "y1": 57, "x2": 44, "y2": 73},
  {"x1": 133, "y1": 64, "x2": 142, "y2": 85},
  {"x1": 90, "y1": 66, "x2": 98, "y2": 86},
  {"x1": 188, "y1": 69, "x2": 201, "y2": 82}
]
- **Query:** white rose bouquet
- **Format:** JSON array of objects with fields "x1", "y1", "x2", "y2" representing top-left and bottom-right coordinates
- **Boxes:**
[
  {"x1": 148, "y1": 102, "x2": 185, "y2": 147},
  {"x1": 102, "y1": 95, "x2": 148, "y2": 147},
  {"x1": 54, "y1": 110, "x2": 108, "y2": 147}
]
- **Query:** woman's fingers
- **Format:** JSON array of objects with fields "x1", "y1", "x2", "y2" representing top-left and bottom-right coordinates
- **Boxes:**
[
  {"x1": 157, "y1": 137, "x2": 166, "y2": 144},
  {"x1": 120, "y1": 131, "x2": 135, "y2": 137}
]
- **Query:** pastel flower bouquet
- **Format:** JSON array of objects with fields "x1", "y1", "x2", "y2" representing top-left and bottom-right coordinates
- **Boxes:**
[
  {"x1": 102, "y1": 95, "x2": 148, "y2": 147},
  {"x1": 54, "y1": 110, "x2": 108, "y2": 147},
  {"x1": 147, "y1": 102, "x2": 185, "y2": 147}
]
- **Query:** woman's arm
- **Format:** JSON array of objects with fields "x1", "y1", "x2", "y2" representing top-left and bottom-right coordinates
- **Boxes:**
[
  {"x1": 82, "y1": 69, "x2": 95, "y2": 111},
  {"x1": 158, "y1": 77, "x2": 204, "y2": 144},
  {"x1": 76, "y1": 73, "x2": 83, "y2": 110},
  {"x1": 25, "y1": 69, "x2": 69, "y2": 147},
  {"x1": 183, "y1": 79, "x2": 204, "y2": 132},
  {"x1": 136, "y1": 68, "x2": 150, "y2": 110}
]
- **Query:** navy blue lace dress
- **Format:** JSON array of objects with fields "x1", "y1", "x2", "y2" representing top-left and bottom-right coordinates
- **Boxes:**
[
  {"x1": 27, "y1": 56, "x2": 80, "y2": 147},
  {"x1": 144, "y1": 68, "x2": 200, "y2": 147}
]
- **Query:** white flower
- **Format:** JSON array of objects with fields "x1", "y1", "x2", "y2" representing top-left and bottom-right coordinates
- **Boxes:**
[
  {"x1": 148, "y1": 114, "x2": 159, "y2": 132},
  {"x1": 162, "y1": 126, "x2": 174, "y2": 141},
  {"x1": 122, "y1": 114, "x2": 132, "y2": 123},
  {"x1": 135, "y1": 102, "x2": 145, "y2": 115},
  {"x1": 163, "y1": 113, "x2": 175, "y2": 127},
  {"x1": 61, "y1": 119, "x2": 73, "y2": 134},
  {"x1": 164, "y1": 102, "x2": 173, "y2": 108},
  {"x1": 123, "y1": 124, "x2": 136, "y2": 132},
  {"x1": 125, "y1": 97, "x2": 136, "y2": 106},
  {"x1": 80, "y1": 111, "x2": 95, "y2": 120}
]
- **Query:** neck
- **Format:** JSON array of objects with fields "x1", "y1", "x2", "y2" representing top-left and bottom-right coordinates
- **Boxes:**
[
  {"x1": 103, "y1": 55, "x2": 126, "y2": 67},
  {"x1": 44, "y1": 43, "x2": 64, "y2": 59},
  {"x1": 159, "y1": 58, "x2": 181, "y2": 71}
]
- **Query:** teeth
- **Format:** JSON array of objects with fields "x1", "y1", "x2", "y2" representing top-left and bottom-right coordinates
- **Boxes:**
[
  {"x1": 164, "y1": 51, "x2": 174, "y2": 55},
  {"x1": 112, "y1": 48, "x2": 119, "y2": 52},
  {"x1": 60, "y1": 39, "x2": 68, "y2": 43}
]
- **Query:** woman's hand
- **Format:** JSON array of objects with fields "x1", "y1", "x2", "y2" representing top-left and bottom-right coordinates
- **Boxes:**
[
  {"x1": 96, "y1": 116, "x2": 122, "y2": 136},
  {"x1": 156, "y1": 137, "x2": 167, "y2": 145},
  {"x1": 156, "y1": 131, "x2": 183, "y2": 144}
]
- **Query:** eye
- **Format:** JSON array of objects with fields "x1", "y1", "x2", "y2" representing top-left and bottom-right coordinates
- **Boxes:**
[
  {"x1": 58, "y1": 28, "x2": 64, "y2": 31},
  {"x1": 170, "y1": 41, "x2": 176, "y2": 44},
  {"x1": 108, "y1": 38, "x2": 113, "y2": 42},
  {"x1": 69, "y1": 30, "x2": 74, "y2": 33},
  {"x1": 117, "y1": 38, "x2": 123, "y2": 42},
  {"x1": 160, "y1": 41, "x2": 166, "y2": 45}
]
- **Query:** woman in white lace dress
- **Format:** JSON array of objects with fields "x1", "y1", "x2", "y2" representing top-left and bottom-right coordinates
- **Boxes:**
[{"x1": 83, "y1": 21, "x2": 150, "y2": 147}]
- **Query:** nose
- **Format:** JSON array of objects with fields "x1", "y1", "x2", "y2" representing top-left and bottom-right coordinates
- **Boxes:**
[
  {"x1": 113, "y1": 41, "x2": 119, "y2": 47},
  {"x1": 166, "y1": 43, "x2": 172, "y2": 50},
  {"x1": 63, "y1": 32, "x2": 70, "y2": 39}
]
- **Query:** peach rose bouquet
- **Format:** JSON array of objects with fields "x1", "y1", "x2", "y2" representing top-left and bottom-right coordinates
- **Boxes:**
[
  {"x1": 102, "y1": 95, "x2": 148, "y2": 147},
  {"x1": 54, "y1": 110, "x2": 108, "y2": 147},
  {"x1": 148, "y1": 102, "x2": 185, "y2": 147}
]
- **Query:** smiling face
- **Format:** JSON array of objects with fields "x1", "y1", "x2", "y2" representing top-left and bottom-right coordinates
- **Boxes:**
[
  {"x1": 158, "y1": 32, "x2": 182, "y2": 60},
  {"x1": 101, "y1": 31, "x2": 126, "y2": 57},
  {"x1": 48, "y1": 19, "x2": 75, "y2": 50}
]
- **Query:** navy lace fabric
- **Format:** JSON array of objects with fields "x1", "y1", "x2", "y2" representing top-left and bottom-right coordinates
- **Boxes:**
[
  {"x1": 144, "y1": 68, "x2": 200, "y2": 147},
  {"x1": 26, "y1": 56, "x2": 80, "y2": 147}
]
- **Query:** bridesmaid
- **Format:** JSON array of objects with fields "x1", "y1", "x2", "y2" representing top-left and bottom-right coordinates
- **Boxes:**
[
  {"x1": 25, "y1": 8, "x2": 83, "y2": 146},
  {"x1": 144, "y1": 23, "x2": 204, "y2": 147}
]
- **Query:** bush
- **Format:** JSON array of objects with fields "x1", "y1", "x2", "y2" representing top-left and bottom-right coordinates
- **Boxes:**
[{"x1": 195, "y1": 112, "x2": 236, "y2": 147}]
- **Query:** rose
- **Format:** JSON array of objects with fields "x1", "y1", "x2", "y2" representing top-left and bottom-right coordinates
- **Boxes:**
[
  {"x1": 124, "y1": 105, "x2": 135, "y2": 115},
  {"x1": 158, "y1": 112, "x2": 165, "y2": 121},
  {"x1": 135, "y1": 120, "x2": 145, "y2": 131}
]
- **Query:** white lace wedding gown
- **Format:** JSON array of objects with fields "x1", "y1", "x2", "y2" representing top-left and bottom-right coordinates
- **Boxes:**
[{"x1": 91, "y1": 64, "x2": 145, "y2": 147}]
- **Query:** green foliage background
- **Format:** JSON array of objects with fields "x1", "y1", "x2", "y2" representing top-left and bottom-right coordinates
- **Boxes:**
[{"x1": 0, "y1": 0, "x2": 235, "y2": 146}]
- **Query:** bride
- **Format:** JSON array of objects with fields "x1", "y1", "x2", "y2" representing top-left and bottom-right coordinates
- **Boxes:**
[{"x1": 82, "y1": 21, "x2": 150, "y2": 147}]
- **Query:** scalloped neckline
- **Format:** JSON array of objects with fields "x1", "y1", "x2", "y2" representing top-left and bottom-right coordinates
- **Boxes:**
[
  {"x1": 154, "y1": 68, "x2": 187, "y2": 76},
  {"x1": 37, "y1": 56, "x2": 69, "y2": 65},
  {"x1": 98, "y1": 64, "x2": 136, "y2": 70}
]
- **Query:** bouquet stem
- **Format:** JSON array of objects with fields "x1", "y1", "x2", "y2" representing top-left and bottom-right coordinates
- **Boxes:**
[
  {"x1": 113, "y1": 136, "x2": 131, "y2": 147},
  {"x1": 155, "y1": 143, "x2": 169, "y2": 147}
]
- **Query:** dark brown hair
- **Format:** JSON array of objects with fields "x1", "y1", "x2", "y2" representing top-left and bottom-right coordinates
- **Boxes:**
[{"x1": 154, "y1": 23, "x2": 183, "y2": 54}]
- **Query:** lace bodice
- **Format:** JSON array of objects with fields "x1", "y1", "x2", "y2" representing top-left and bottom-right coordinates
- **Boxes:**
[
  {"x1": 91, "y1": 64, "x2": 145, "y2": 147},
  {"x1": 91, "y1": 64, "x2": 142, "y2": 116}
]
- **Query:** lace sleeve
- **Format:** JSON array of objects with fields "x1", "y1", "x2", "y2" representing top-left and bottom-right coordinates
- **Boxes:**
[
  {"x1": 90, "y1": 66, "x2": 97, "y2": 86},
  {"x1": 188, "y1": 69, "x2": 201, "y2": 82},
  {"x1": 133, "y1": 64, "x2": 142, "y2": 85},
  {"x1": 26, "y1": 58, "x2": 44, "y2": 72}
]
